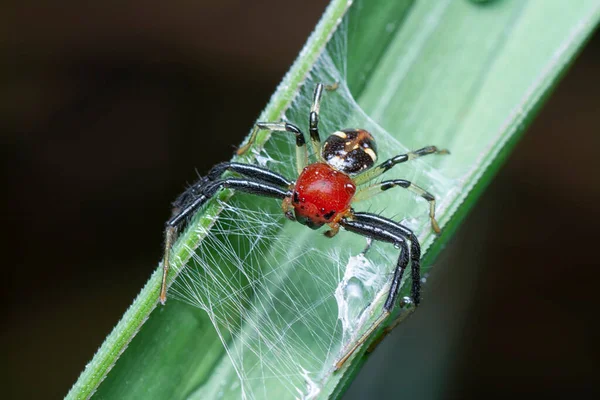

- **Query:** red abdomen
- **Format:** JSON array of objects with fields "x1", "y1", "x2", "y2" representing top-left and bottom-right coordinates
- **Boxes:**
[{"x1": 292, "y1": 163, "x2": 356, "y2": 229}]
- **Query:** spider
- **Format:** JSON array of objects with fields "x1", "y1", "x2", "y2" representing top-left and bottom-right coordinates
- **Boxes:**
[{"x1": 159, "y1": 83, "x2": 448, "y2": 368}]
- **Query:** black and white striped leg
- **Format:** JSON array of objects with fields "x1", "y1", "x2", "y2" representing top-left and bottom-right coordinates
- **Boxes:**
[
  {"x1": 341, "y1": 212, "x2": 421, "y2": 306},
  {"x1": 309, "y1": 82, "x2": 338, "y2": 157},
  {"x1": 334, "y1": 212, "x2": 420, "y2": 369},
  {"x1": 170, "y1": 163, "x2": 291, "y2": 221},
  {"x1": 353, "y1": 146, "x2": 449, "y2": 186},
  {"x1": 349, "y1": 212, "x2": 421, "y2": 304},
  {"x1": 160, "y1": 178, "x2": 292, "y2": 304},
  {"x1": 354, "y1": 179, "x2": 442, "y2": 234},
  {"x1": 237, "y1": 122, "x2": 308, "y2": 174},
  {"x1": 206, "y1": 162, "x2": 293, "y2": 187}
]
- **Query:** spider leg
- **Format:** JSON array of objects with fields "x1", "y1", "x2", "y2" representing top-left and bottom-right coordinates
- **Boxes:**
[
  {"x1": 159, "y1": 178, "x2": 291, "y2": 304},
  {"x1": 170, "y1": 176, "x2": 212, "y2": 216},
  {"x1": 341, "y1": 212, "x2": 419, "y2": 308},
  {"x1": 353, "y1": 146, "x2": 449, "y2": 186},
  {"x1": 350, "y1": 212, "x2": 421, "y2": 305},
  {"x1": 334, "y1": 212, "x2": 420, "y2": 369},
  {"x1": 354, "y1": 179, "x2": 442, "y2": 234},
  {"x1": 206, "y1": 162, "x2": 292, "y2": 187},
  {"x1": 171, "y1": 163, "x2": 291, "y2": 215},
  {"x1": 237, "y1": 122, "x2": 308, "y2": 174},
  {"x1": 309, "y1": 82, "x2": 338, "y2": 157}
]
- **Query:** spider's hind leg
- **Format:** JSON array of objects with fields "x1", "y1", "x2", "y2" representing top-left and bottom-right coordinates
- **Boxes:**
[
  {"x1": 309, "y1": 82, "x2": 338, "y2": 157},
  {"x1": 237, "y1": 122, "x2": 308, "y2": 174},
  {"x1": 354, "y1": 178, "x2": 442, "y2": 234},
  {"x1": 353, "y1": 146, "x2": 449, "y2": 186}
]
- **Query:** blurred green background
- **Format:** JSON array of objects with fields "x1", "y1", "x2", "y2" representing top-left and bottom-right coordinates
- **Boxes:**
[{"x1": 1, "y1": 1, "x2": 598, "y2": 398}]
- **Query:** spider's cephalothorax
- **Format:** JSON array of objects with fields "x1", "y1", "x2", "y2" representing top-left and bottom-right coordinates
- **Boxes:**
[
  {"x1": 289, "y1": 162, "x2": 356, "y2": 229},
  {"x1": 159, "y1": 83, "x2": 449, "y2": 369}
]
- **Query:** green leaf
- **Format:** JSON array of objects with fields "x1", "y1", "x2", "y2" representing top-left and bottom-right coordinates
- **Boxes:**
[{"x1": 67, "y1": 0, "x2": 600, "y2": 399}]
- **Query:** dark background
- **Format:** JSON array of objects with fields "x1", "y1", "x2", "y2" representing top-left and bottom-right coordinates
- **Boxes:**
[{"x1": 2, "y1": 1, "x2": 598, "y2": 399}]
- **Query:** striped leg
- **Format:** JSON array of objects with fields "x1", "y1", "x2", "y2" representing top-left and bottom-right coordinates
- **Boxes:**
[
  {"x1": 353, "y1": 146, "x2": 449, "y2": 186},
  {"x1": 206, "y1": 162, "x2": 292, "y2": 187},
  {"x1": 354, "y1": 179, "x2": 441, "y2": 234},
  {"x1": 160, "y1": 177, "x2": 291, "y2": 304},
  {"x1": 334, "y1": 211, "x2": 419, "y2": 369},
  {"x1": 237, "y1": 122, "x2": 308, "y2": 174},
  {"x1": 309, "y1": 82, "x2": 338, "y2": 157}
]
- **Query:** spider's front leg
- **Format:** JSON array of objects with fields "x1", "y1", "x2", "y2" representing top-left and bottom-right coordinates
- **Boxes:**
[
  {"x1": 334, "y1": 212, "x2": 420, "y2": 369},
  {"x1": 350, "y1": 212, "x2": 421, "y2": 304},
  {"x1": 160, "y1": 175, "x2": 214, "y2": 304},
  {"x1": 159, "y1": 177, "x2": 292, "y2": 304},
  {"x1": 206, "y1": 162, "x2": 293, "y2": 187},
  {"x1": 208, "y1": 162, "x2": 298, "y2": 222},
  {"x1": 168, "y1": 163, "x2": 292, "y2": 230}
]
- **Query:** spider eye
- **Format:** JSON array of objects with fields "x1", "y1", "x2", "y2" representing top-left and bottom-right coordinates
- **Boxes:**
[{"x1": 322, "y1": 129, "x2": 377, "y2": 174}]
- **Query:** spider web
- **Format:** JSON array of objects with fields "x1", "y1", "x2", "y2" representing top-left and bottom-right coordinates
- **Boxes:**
[{"x1": 168, "y1": 4, "x2": 457, "y2": 399}]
